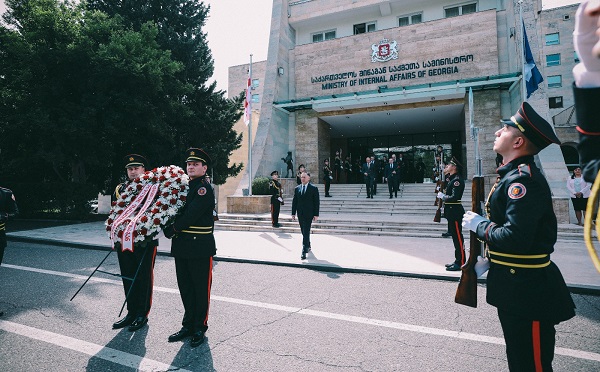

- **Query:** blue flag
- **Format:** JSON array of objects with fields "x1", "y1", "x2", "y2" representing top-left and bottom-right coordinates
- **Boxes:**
[{"x1": 523, "y1": 21, "x2": 543, "y2": 98}]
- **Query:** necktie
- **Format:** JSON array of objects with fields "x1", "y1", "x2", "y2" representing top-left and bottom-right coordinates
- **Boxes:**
[{"x1": 302, "y1": 185, "x2": 306, "y2": 195}]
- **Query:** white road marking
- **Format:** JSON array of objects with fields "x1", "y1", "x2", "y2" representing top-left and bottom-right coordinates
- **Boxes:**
[
  {"x1": 4, "y1": 264, "x2": 600, "y2": 363},
  {"x1": 0, "y1": 320, "x2": 191, "y2": 372}
]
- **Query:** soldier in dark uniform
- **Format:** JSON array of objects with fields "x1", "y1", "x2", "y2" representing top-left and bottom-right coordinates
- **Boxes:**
[
  {"x1": 436, "y1": 157, "x2": 465, "y2": 271},
  {"x1": 344, "y1": 157, "x2": 352, "y2": 184},
  {"x1": 111, "y1": 154, "x2": 158, "y2": 332},
  {"x1": 164, "y1": 148, "x2": 216, "y2": 347},
  {"x1": 0, "y1": 186, "x2": 19, "y2": 265},
  {"x1": 463, "y1": 102, "x2": 576, "y2": 371},
  {"x1": 323, "y1": 159, "x2": 332, "y2": 197},
  {"x1": 269, "y1": 170, "x2": 283, "y2": 227},
  {"x1": 333, "y1": 151, "x2": 342, "y2": 183}
]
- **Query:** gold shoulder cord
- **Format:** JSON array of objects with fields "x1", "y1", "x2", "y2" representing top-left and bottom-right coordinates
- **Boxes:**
[{"x1": 584, "y1": 172, "x2": 600, "y2": 273}]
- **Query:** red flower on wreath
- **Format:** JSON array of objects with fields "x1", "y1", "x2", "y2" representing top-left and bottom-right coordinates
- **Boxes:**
[
  {"x1": 153, "y1": 218, "x2": 161, "y2": 225},
  {"x1": 180, "y1": 195, "x2": 186, "y2": 201},
  {"x1": 117, "y1": 230, "x2": 123, "y2": 238},
  {"x1": 162, "y1": 204, "x2": 169, "y2": 210},
  {"x1": 170, "y1": 198, "x2": 177, "y2": 205},
  {"x1": 159, "y1": 175, "x2": 166, "y2": 181},
  {"x1": 140, "y1": 216, "x2": 148, "y2": 223},
  {"x1": 172, "y1": 189, "x2": 179, "y2": 194}
]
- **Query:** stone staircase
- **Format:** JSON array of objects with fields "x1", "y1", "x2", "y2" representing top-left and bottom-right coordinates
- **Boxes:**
[{"x1": 216, "y1": 183, "x2": 584, "y2": 242}]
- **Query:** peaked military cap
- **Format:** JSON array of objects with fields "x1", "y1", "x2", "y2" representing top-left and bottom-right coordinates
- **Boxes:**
[
  {"x1": 501, "y1": 102, "x2": 561, "y2": 151},
  {"x1": 270, "y1": 170, "x2": 279, "y2": 176},
  {"x1": 186, "y1": 147, "x2": 211, "y2": 166},
  {"x1": 123, "y1": 154, "x2": 147, "y2": 168},
  {"x1": 449, "y1": 156, "x2": 463, "y2": 170}
]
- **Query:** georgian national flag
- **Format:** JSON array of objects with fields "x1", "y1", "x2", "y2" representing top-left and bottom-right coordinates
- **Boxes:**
[
  {"x1": 243, "y1": 74, "x2": 251, "y2": 125},
  {"x1": 523, "y1": 21, "x2": 544, "y2": 99}
]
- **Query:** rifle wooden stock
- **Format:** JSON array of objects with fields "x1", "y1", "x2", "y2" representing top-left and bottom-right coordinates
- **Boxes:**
[
  {"x1": 433, "y1": 201, "x2": 442, "y2": 223},
  {"x1": 455, "y1": 175, "x2": 485, "y2": 308}
]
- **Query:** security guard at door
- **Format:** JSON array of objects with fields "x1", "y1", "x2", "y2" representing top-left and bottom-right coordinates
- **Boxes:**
[{"x1": 463, "y1": 102, "x2": 575, "y2": 371}]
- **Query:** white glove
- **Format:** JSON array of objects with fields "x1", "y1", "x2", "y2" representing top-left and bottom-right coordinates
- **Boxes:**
[
  {"x1": 462, "y1": 211, "x2": 487, "y2": 232},
  {"x1": 474, "y1": 256, "x2": 490, "y2": 278},
  {"x1": 277, "y1": 197, "x2": 283, "y2": 203},
  {"x1": 573, "y1": 1, "x2": 600, "y2": 88},
  {"x1": 437, "y1": 192, "x2": 445, "y2": 200}
]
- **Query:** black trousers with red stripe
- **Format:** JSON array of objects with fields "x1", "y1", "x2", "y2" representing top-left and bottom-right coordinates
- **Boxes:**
[
  {"x1": 117, "y1": 244, "x2": 157, "y2": 317},
  {"x1": 271, "y1": 201, "x2": 281, "y2": 226},
  {"x1": 498, "y1": 309, "x2": 557, "y2": 371},
  {"x1": 175, "y1": 256, "x2": 213, "y2": 333},
  {"x1": 447, "y1": 217, "x2": 465, "y2": 265}
]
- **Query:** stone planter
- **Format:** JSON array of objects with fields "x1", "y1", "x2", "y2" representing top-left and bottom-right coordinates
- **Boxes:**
[{"x1": 227, "y1": 195, "x2": 271, "y2": 214}]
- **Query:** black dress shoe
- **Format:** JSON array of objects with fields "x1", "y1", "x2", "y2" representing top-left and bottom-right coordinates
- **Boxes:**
[
  {"x1": 190, "y1": 331, "x2": 205, "y2": 347},
  {"x1": 112, "y1": 314, "x2": 135, "y2": 329},
  {"x1": 273, "y1": 223, "x2": 281, "y2": 228},
  {"x1": 301, "y1": 252, "x2": 306, "y2": 259},
  {"x1": 445, "y1": 262, "x2": 456, "y2": 268},
  {"x1": 128, "y1": 316, "x2": 148, "y2": 331},
  {"x1": 441, "y1": 232, "x2": 451, "y2": 238},
  {"x1": 168, "y1": 327, "x2": 192, "y2": 342},
  {"x1": 446, "y1": 263, "x2": 461, "y2": 271}
]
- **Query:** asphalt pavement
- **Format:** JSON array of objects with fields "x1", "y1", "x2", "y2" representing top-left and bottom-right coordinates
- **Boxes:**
[{"x1": 6, "y1": 216, "x2": 600, "y2": 293}]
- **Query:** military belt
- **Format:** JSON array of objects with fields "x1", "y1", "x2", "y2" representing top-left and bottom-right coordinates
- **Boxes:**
[
  {"x1": 181, "y1": 226, "x2": 213, "y2": 235},
  {"x1": 489, "y1": 250, "x2": 551, "y2": 268},
  {"x1": 444, "y1": 201, "x2": 462, "y2": 204}
]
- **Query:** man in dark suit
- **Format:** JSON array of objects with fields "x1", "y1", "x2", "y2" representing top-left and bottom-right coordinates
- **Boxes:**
[
  {"x1": 361, "y1": 156, "x2": 373, "y2": 198},
  {"x1": 164, "y1": 148, "x2": 216, "y2": 347},
  {"x1": 370, "y1": 156, "x2": 378, "y2": 195},
  {"x1": 383, "y1": 157, "x2": 397, "y2": 199},
  {"x1": 291, "y1": 171, "x2": 320, "y2": 259}
]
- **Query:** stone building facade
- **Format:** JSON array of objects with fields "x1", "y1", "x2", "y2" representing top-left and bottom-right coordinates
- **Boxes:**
[{"x1": 224, "y1": 0, "x2": 581, "y2": 223}]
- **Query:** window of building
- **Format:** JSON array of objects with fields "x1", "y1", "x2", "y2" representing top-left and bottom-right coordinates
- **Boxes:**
[
  {"x1": 547, "y1": 75, "x2": 562, "y2": 88},
  {"x1": 549, "y1": 96, "x2": 563, "y2": 108},
  {"x1": 574, "y1": 51, "x2": 580, "y2": 63},
  {"x1": 312, "y1": 30, "x2": 336, "y2": 43},
  {"x1": 398, "y1": 13, "x2": 422, "y2": 27},
  {"x1": 251, "y1": 78, "x2": 259, "y2": 88},
  {"x1": 251, "y1": 94, "x2": 260, "y2": 103},
  {"x1": 545, "y1": 33, "x2": 559, "y2": 45},
  {"x1": 353, "y1": 22, "x2": 376, "y2": 35},
  {"x1": 445, "y1": 2, "x2": 477, "y2": 18},
  {"x1": 546, "y1": 53, "x2": 560, "y2": 67}
]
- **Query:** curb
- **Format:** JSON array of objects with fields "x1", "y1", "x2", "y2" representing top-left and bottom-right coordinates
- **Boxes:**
[{"x1": 8, "y1": 235, "x2": 600, "y2": 296}]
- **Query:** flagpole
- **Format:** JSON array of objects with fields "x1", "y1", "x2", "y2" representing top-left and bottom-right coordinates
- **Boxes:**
[
  {"x1": 519, "y1": 0, "x2": 526, "y2": 101},
  {"x1": 248, "y1": 54, "x2": 253, "y2": 196}
]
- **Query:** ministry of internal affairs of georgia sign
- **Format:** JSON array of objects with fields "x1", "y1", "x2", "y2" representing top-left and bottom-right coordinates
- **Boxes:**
[{"x1": 371, "y1": 38, "x2": 398, "y2": 63}]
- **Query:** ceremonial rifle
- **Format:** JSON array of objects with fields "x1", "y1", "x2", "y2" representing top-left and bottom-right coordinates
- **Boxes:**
[{"x1": 455, "y1": 88, "x2": 484, "y2": 307}]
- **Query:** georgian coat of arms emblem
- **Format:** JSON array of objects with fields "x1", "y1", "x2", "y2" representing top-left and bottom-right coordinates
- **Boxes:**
[{"x1": 371, "y1": 38, "x2": 398, "y2": 62}]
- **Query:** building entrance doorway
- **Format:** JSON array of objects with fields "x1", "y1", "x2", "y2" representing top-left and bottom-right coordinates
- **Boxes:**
[{"x1": 333, "y1": 131, "x2": 461, "y2": 184}]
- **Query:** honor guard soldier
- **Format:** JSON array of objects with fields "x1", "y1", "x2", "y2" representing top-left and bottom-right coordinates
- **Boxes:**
[
  {"x1": 269, "y1": 170, "x2": 283, "y2": 227},
  {"x1": 436, "y1": 157, "x2": 465, "y2": 271},
  {"x1": 333, "y1": 151, "x2": 342, "y2": 182},
  {"x1": 112, "y1": 154, "x2": 157, "y2": 332},
  {"x1": 164, "y1": 148, "x2": 216, "y2": 347},
  {"x1": 463, "y1": 102, "x2": 576, "y2": 371},
  {"x1": 323, "y1": 159, "x2": 332, "y2": 197},
  {"x1": 0, "y1": 186, "x2": 19, "y2": 265}
]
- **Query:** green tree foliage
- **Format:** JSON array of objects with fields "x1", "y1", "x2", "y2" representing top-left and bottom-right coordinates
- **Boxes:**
[
  {"x1": 87, "y1": 0, "x2": 244, "y2": 184},
  {"x1": 0, "y1": 0, "x2": 243, "y2": 217}
]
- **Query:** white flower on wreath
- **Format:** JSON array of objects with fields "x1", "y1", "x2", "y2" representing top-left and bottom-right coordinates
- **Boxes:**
[{"x1": 105, "y1": 165, "x2": 189, "y2": 244}]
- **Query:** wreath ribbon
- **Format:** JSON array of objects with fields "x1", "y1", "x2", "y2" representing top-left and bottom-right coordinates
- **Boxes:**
[
  {"x1": 110, "y1": 183, "x2": 154, "y2": 249},
  {"x1": 122, "y1": 184, "x2": 159, "y2": 252}
]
